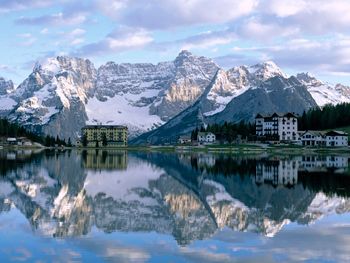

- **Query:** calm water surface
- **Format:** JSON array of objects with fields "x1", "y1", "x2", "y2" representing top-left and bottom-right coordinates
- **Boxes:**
[{"x1": 1, "y1": 149, "x2": 350, "y2": 262}]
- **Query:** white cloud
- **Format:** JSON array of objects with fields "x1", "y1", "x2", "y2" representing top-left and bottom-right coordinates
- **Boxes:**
[
  {"x1": 97, "y1": 0, "x2": 258, "y2": 29},
  {"x1": 75, "y1": 27, "x2": 153, "y2": 56},
  {"x1": 17, "y1": 32, "x2": 37, "y2": 46},
  {"x1": 107, "y1": 29, "x2": 152, "y2": 50},
  {"x1": 15, "y1": 11, "x2": 87, "y2": 26},
  {"x1": 0, "y1": 0, "x2": 56, "y2": 13},
  {"x1": 259, "y1": 0, "x2": 350, "y2": 35},
  {"x1": 40, "y1": 28, "x2": 49, "y2": 34},
  {"x1": 261, "y1": 0, "x2": 307, "y2": 17},
  {"x1": 181, "y1": 32, "x2": 235, "y2": 50},
  {"x1": 154, "y1": 29, "x2": 236, "y2": 52},
  {"x1": 238, "y1": 17, "x2": 299, "y2": 40},
  {"x1": 68, "y1": 28, "x2": 86, "y2": 37},
  {"x1": 71, "y1": 38, "x2": 85, "y2": 45}
]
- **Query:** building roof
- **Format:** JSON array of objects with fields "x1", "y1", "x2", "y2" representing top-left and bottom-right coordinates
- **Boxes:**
[
  {"x1": 198, "y1": 132, "x2": 215, "y2": 136},
  {"x1": 255, "y1": 113, "x2": 266, "y2": 119},
  {"x1": 255, "y1": 112, "x2": 298, "y2": 119},
  {"x1": 301, "y1": 130, "x2": 326, "y2": 137},
  {"x1": 325, "y1": 130, "x2": 348, "y2": 137},
  {"x1": 179, "y1": 135, "x2": 191, "y2": 140},
  {"x1": 82, "y1": 125, "x2": 128, "y2": 130},
  {"x1": 284, "y1": 112, "x2": 298, "y2": 118}
]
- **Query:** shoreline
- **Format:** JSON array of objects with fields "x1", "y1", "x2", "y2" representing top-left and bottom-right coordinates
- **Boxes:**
[{"x1": 1, "y1": 144, "x2": 349, "y2": 155}]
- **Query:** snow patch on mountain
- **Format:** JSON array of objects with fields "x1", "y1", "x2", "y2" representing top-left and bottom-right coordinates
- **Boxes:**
[
  {"x1": 304, "y1": 192, "x2": 346, "y2": 222},
  {"x1": 0, "y1": 97, "x2": 17, "y2": 111},
  {"x1": 248, "y1": 61, "x2": 288, "y2": 81},
  {"x1": 0, "y1": 180, "x2": 15, "y2": 197},
  {"x1": 86, "y1": 94, "x2": 164, "y2": 138},
  {"x1": 204, "y1": 69, "x2": 251, "y2": 116},
  {"x1": 0, "y1": 77, "x2": 16, "y2": 115}
]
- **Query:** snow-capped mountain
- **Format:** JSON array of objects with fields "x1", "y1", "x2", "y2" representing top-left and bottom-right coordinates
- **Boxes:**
[
  {"x1": 296, "y1": 72, "x2": 350, "y2": 106},
  {"x1": 1, "y1": 51, "x2": 350, "y2": 141},
  {"x1": 8, "y1": 56, "x2": 96, "y2": 140}
]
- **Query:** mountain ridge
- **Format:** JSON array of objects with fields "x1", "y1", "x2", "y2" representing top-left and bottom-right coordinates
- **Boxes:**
[{"x1": 1, "y1": 51, "x2": 350, "y2": 142}]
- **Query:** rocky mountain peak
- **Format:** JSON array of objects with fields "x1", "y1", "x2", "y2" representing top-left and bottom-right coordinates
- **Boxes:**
[
  {"x1": 0, "y1": 77, "x2": 14, "y2": 95},
  {"x1": 34, "y1": 56, "x2": 96, "y2": 77},
  {"x1": 249, "y1": 61, "x2": 287, "y2": 81},
  {"x1": 175, "y1": 49, "x2": 193, "y2": 59},
  {"x1": 296, "y1": 72, "x2": 322, "y2": 86},
  {"x1": 174, "y1": 50, "x2": 218, "y2": 72},
  {"x1": 208, "y1": 69, "x2": 233, "y2": 94},
  {"x1": 334, "y1": 83, "x2": 350, "y2": 97}
]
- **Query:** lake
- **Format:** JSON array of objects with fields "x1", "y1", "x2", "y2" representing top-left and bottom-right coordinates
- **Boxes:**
[{"x1": 0, "y1": 149, "x2": 350, "y2": 262}]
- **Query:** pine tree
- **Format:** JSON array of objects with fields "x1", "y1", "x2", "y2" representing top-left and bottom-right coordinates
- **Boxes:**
[
  {"x1": 102, "y1": 133, "x2": 107, "y2": 146},
  {"x1": 82, "y1": 134, "x2": 88, "y2": 147}
]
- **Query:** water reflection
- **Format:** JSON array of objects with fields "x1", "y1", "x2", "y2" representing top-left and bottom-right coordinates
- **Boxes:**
[
  {"x1": 1, "y1": 150, "x2": 350, "y2": 246},
  {"x1": 81, "y1": 149, "x2": 127, "y2": 170}
]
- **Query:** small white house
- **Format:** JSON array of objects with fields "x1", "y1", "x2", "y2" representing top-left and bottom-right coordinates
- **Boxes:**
[
  {"x1": 178, "y1": 135, "x2": 192, "y2": 144},
  {"x1": 197, "y1": 132, "x2": 216, "y2": 144},
  {"x1": 6, "y1": 137, "x2": 17, "y2": 145},
  {"x1": 325, "y1": 131, "x2": 348, "y2": 147},
  {"x1": 298, "y1": 131, "x2": 325, "y2": 146}
]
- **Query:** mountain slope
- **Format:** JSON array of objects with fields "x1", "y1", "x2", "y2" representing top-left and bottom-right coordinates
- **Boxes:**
[
  {"x1": 209, "y1": 75, "x2": 317, "y2": 124},
  {"x1": 131, "y1": 69, "x2": 230, "y2": 144},
  {"x1": 0, "y1": 77, "x2": 16, "y2": 116},
  {"x1": 132, "y1": 66, "x2": 318, "y2": 144},
  {"x1": 296, "y1": 73, "x2": 350, "y2": 106}
]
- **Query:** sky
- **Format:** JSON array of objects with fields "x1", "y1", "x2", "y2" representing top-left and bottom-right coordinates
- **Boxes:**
[{"x1": 1, "y1": 0, "x2": 350, "y2": 86}]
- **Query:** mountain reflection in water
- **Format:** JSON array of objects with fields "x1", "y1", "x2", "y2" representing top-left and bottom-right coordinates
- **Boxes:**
[{"x1": 0, "y1": 149, "x2": 350, "y2": 246}]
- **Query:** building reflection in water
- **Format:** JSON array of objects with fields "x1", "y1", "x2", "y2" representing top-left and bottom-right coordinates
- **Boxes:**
[
  {"x1": 299, "y1": 155, "x2": 348, "y2": 172},
  {"x1": 255, "y1": 159, "x2": 298, "y2": 187},
  {"x1": 255, "y1": 155, "x2": 349, "y2": 187},
  {"x1": 81, "y1": 149, "x2": 127, "y2": 170}
]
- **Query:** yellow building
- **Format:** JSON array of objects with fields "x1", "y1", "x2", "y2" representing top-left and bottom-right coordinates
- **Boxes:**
[{"x1": 81, "y1": 125, "x2": 128, "y2": 147}]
